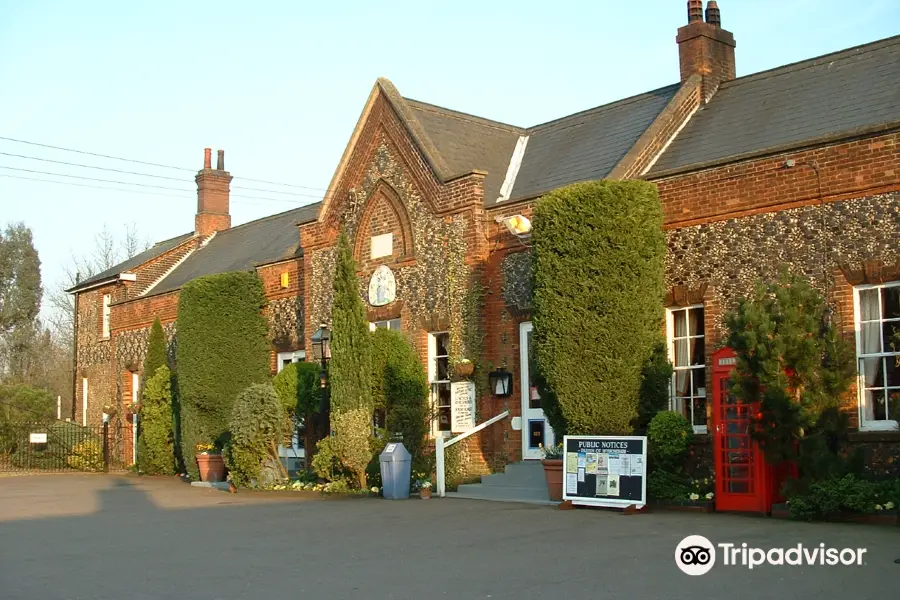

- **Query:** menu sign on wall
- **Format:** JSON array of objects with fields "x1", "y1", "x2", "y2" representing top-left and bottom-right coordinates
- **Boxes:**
[
  {"x1": 562, "y1": 435, "x2": 647, "y2": 508},
  {"x1": 450, "y1": 381, "x2": 476, "y2": 433}
]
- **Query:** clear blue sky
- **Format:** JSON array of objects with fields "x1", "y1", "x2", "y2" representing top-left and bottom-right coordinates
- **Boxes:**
[{"x1": 1, "y1": 0, "x2": 897, "y2": 320}]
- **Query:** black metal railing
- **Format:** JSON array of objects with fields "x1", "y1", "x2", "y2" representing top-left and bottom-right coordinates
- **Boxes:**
[{"x1": 0, "y1": 417, "x2": 132, "y2": 473}]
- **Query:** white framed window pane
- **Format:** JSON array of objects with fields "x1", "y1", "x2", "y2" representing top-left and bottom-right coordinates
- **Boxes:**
[
  {"x1": 689, "y1": 307, "x2": 704, "y2": 338},
  {"x1": 867, "y1": 389, "x2": 887, "y2": 421},
  {"x1": 673, "y1": 310, "x2": 687, "y2": 338},
  {"x1": 859, "y1": 289, "x2": 880, "y2": 321},
  {"x1": 882, "y1": 320, "x2": 900, "y2": 353},
  {"x1": 692, "y1": 397, "x2": 707, "y2": 427},
  {"x1": 674, "y1": 338, "x2": 690, "y2": 367},
  {"x1": 861, "y1": 357, "x2": 883, "y2": 388},
  {"x1": 861, "y1": 322, "x2": 882, "y2": 355},
  {"x1": 883, "y1": 287, "x2": 900, "y2": 320},
  {"x1": 692, "y1": 337, "x2": 706, "y2": 366},
  {"x1": 674, "y1": 370, "x2": 690, "y2": 397},
  {"x1": 692, "y1": 368, "x2": 706, "y2": 397},
  {"x1": 886, "y1": 358, "x2": 900, "y2": 388}
]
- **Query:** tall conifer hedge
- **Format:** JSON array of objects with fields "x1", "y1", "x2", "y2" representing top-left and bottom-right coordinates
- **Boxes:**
[
  {"x1": 176, "y1": 272, "x2": 270, "y2": 478},
  {"x1": 532, "y1": 180, "x2": 666, "y2": 435}
]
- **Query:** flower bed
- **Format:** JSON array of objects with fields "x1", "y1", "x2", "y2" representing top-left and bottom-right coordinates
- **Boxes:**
[
  {"x1": 650, "y1": 499, "x2": 716, "y2": 513},
  {"x1": 772, "y1": 501, "x2": 898, "y2": 525}
]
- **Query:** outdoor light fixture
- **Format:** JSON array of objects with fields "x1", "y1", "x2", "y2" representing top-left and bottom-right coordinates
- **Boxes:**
[
  {"x1": 488, "y1": 367, "x2": 514, "y2": 397},
  {"x1": 310, "y1": 323, "x2": 332, "y2": 362},
  {"x1": 500, "y1": 214, "x2": 532, "y2": 237}
]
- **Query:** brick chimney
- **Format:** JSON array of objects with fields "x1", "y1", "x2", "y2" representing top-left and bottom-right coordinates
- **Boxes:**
[
  {"x1": 195, "y1": 147, "x2": 232, "y2": 237},
  {"x1": 677, "y1": 0, "x2": 736, "y2": 101}
]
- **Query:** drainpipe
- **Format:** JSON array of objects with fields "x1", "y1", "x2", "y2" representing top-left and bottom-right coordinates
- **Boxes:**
[{"x1": 71, "y1": 273, "x2": 80, "y2": 421}]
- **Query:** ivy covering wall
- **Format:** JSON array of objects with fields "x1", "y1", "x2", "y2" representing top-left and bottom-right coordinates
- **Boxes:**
[{"x1": 176, "y1": 272, "x2": 270, "y2": 478}]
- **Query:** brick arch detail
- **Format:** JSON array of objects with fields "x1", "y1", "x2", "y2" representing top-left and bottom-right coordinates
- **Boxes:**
[{"x1": 352, "y1": 180, "x2": 416, "y2": 263}]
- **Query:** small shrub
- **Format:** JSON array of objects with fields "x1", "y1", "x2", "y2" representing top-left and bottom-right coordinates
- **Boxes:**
[
  {"x1": 68, "y1": 439, "x2": 104, "y2": 472},
  {"x1": 647, "y1": 411, "x2": 693, "y2": 469},
  {"x1": 787, "y1": 474, "x2": 883, "y2": 520},
  {"x1": 143, "y1": 318, "x2": 168, "y2": 380},
  {"x1": 634, "y1": 340, "x2": 673, "y2": 434},
  {"x1": 138, "y1": 366, "x2": 175, "y2": 475},
  {"x1": 226, "y1": 383, "x2": 286, "y2": 488},
  {"x1": 647, "y1": 470, "x2": 691, "y2": 501}
]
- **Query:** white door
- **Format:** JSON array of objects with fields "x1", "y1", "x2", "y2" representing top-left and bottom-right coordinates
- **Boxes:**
[{"x1": 520, "y1": 322, "x2": 554, "y2": 459}]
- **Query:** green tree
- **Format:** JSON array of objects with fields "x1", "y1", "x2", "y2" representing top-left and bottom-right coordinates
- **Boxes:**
[
  {"x1": 272, "y1": 361, "x2": 322, "y2": 457},
  {"x1": 0, "y1": 223, "x2": 43, "y2": 382},
  {"x1": 323, "y1": 233, "x2": 373, "y2": 488},
  {"x1": 176, "y1": 272, "x2": 270, "y2": 479},
  {"x1": 371, "y1": 328, "x2": 428, "y2": 460},
  {"x1": 532, "y1": 180, "x2": 666, "y2": 435},
  {"x1": 137, "y1": 366, "x2": 175, "y2": 475},
  {"x1": 143, "y1": 318, "x2": 167, "y2": 381},
  {"x1": 633, "y1": 340, "x2": 674, "y2": 435},
  {"x1": 725, "y1": 269, "x2": 856, "y2": 482},
  {"x1": 226, "y1": 383, "x2": 287, "y2": 487}
]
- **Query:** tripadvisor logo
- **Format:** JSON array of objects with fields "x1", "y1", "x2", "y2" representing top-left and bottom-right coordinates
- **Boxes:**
[{"x1": 675, "y1": 535, "x2": 868, "y2": 575}]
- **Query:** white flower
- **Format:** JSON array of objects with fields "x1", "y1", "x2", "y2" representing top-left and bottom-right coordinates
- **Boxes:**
[
  {"x1": 689, "y1": 493, "x2": 700, "y2": 501},
  {"x1": 370, "y1": 486, "x2": 379, "y2": 493},
  {"x1": 875, "y1": 504, "x2": 884, "y2": 511},
  {"x1": 885, "y1": 501, "x2": 895, "y2": 510},
  {"x1": 705, "y1": 492, "x2": 714, "y2": 500}
]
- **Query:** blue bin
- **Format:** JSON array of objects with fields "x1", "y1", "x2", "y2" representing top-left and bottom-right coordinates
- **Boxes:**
[{"x1": 379, "y1": 442, "x2": 412, "y2": 499}]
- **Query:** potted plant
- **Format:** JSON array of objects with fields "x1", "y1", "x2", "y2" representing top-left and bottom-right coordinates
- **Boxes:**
[
  {"x1": 196, "y1": 442, "x2": 226, "y2": 483},
  {"x1": 454, "y1": 359, "x2": 475, "y2": 378},
  {"x1": 540, "y1": 442, "x2": 564, "y2": 501},
  {"x1": 420, "y1": 479, "x2": 433, "y2": 499}
]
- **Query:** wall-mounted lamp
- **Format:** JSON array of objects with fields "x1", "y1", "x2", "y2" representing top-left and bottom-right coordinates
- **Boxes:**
[
  {"x1": 498, "y1": 214, "x2": 532, "y2": 237},
  {"x1": 488, "y1": 367, "x2": 514, "y2": 397}
]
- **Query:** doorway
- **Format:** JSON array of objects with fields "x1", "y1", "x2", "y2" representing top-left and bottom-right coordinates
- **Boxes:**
[{"x1": 519, "y1": 322, "x2": 554, "y2": 459}]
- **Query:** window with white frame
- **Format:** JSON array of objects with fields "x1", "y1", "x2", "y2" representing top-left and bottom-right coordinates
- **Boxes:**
[
  {"x1": 82, "y1": 377, "x2": 88, "y2": 426},
  {"x1": 369, "y1": 318, "x2": 401, "y2": 332},
  {"x1": 428, "y1": 332, "x2": 451, "y2": 434},
  {"x1": 854, "y1": 283, "x2": 900, "y2": 430},
  {"x1": 276, "y1": 350, "x2": 306, "y2": 373},
  {"x1": 666, "y1": 305, "x2": 707, "y2": 432},
  {"x1": 132, "y1": 372, "x2": 140, "y2": 405},
  {"x1": 101, "y1": 294, "x2": 111, "y2": 338}
]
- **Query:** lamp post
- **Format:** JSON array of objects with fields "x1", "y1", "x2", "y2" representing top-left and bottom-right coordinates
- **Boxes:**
[{"x1": 311, "y1": 323, "x2": 332, "y2": 436}]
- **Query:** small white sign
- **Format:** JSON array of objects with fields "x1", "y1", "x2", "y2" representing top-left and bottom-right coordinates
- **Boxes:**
[
  {"x1": 450, "y1": 381, "x2": 476, "y2": 433},
  {"x1": 384, "y1": 443, "x2": 397, "y2": 454},
  {"x1": 370, "y1": 233, "x2": 393, "y2": 259},
  {"x1": 29, "y1": 433, "x2": 47, "y2": 444}
]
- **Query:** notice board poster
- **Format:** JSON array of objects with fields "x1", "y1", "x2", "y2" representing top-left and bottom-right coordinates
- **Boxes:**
[
  {"x1": 450, "y1": 381, "x2": 476, "y2": 433},
  {"x1": 562, "y1": 435, "x2": 647, "y2": 508}
]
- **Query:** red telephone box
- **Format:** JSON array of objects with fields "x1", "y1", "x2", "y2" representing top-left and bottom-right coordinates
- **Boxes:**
[{"x1": 712, "y1": 347, "x2": 794, "y2": 514}]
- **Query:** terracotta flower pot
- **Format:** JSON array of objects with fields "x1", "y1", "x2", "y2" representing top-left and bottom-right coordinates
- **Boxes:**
[
  {"x1": 421, "y1": 487, "x2": 432, "y2": 499},
  {"x1": 542, "y1": 458, "x2": 564, "y2": 501},
  {"x1": 196, "y1": 453, "x2": 226, "y2": 483},
  {"x1": 455, "y1": 361, "x2": 475, "y2": 378}
]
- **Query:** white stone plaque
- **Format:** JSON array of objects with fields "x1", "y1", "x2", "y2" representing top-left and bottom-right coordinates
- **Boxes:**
[
  {"x1": 368, "y1": 265, "x2": 396, "y2": 306},
  {"x1": 450, "y1": 381, "x2": 476, "y2": 433}
]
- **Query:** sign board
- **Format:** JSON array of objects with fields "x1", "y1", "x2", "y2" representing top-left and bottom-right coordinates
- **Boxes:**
[
  {"x1": 562, "y1": 435, "x2": 647, "y2": 508},
  {"x1": 29, "y1": 433, "x2": 48, "y2": 444},
  {"x1": 450, "y1": 381, "x2": 476, "y2": 433},
  {"x1": 384, "y1": 443, "x2": 397, "y2": 454}
]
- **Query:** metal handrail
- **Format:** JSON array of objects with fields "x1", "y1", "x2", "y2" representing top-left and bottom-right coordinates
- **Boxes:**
[{"x1": 435, "y1": 410, "x2": 510, "y2": 497}]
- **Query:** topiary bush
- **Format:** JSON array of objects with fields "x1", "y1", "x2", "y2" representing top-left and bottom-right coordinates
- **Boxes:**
[
  {"x1": 143, "y1": 318, "x2": 168, "y2": 381},
  {"x1": 272, "y1": 361, "x2": 322, "y2": 454},
  {"x1": 371, "y1": 328, "x2": 428, "y2": 461},
  {"x1": 226, "y1": 383, "x2": 287, "y2": 488},
  {"x1": 533, "y1": 180, "x2": 666, "y2": 435},
  {"x1": 176, "y1": 272, "x2": 270, "y2": 479},
  {"x1": 647, "y1": 411, "x2": 694, "y2": 470},
  {"x1": 137, "y1": 365, "x2": 175, "y2": 476}
]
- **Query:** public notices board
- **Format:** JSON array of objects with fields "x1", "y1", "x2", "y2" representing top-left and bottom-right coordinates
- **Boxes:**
[{"x1": 562, "y1": 435, "x2": 647, "y2": 508}]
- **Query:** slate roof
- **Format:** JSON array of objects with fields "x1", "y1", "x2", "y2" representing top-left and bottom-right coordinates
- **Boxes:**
[
  {"x1": 148, "y1": 202, "x2": 320, "y2": 296},
  {"x1": 649, "y1": 35, "x2": 900, "y2": 175},
  {"x1": 404, "y1": 99, "x2": 523, "y2": 203},
  {"x1": 68, "y1": 232, "x2": 193, "y2": 292},
  {"x1": 510, "y1": 84, "x2": 680, "y2": 200}
]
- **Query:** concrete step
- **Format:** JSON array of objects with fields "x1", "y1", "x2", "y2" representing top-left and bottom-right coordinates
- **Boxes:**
[
  {"x1": 445, "y1": 491, "x2": 559, "y2": 506},
  {"x1": 447, "y1": 461, "x2": 552, "y2": 505}
]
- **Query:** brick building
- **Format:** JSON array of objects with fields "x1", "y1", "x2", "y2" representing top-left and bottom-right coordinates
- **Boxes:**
[{"x1": 70, "y1": 2, "x2": 900, "y2": 479}]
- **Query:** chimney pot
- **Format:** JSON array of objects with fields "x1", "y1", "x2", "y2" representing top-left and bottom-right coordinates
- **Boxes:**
[
  {"x1": 217, "y1": 149, "x2": 225, "y2": 171},
  {"x1": 706, "y1": 1, "x2": 721, "y2": 26},
  {"x1": 688, "y1": 0, "x2": 704, "y2": 23},
  {"x1": 203, "y1": 148, "x2": 212, "y2": 170}
]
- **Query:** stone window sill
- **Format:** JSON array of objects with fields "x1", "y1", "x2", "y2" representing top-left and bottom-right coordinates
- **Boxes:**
[{"x1": 848, "y1": 429, "x2": 900, "y2": 443}]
